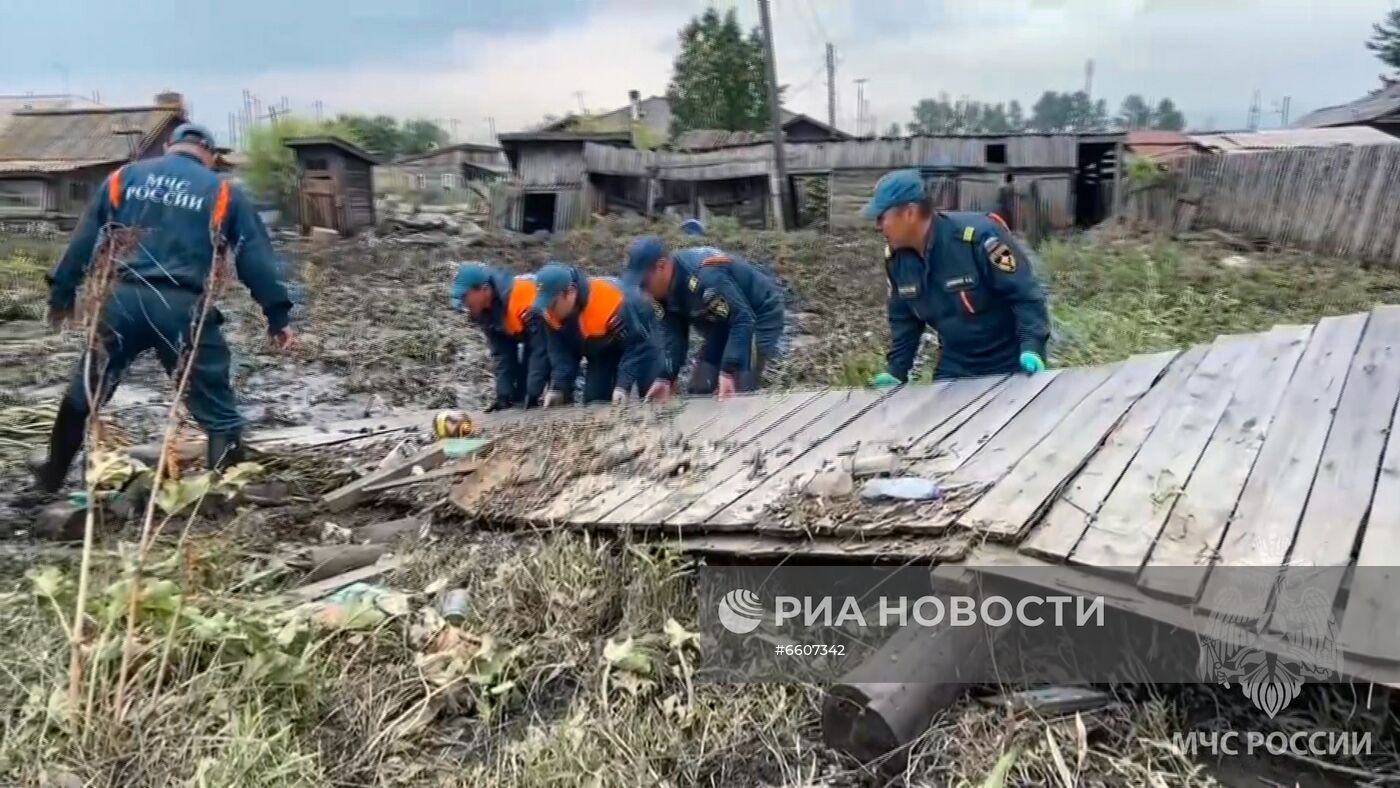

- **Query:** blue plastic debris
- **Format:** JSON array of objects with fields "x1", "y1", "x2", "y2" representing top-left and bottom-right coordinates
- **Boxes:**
[{"x1": 860, "y1": 477, "x2": 941, "y2": 501}]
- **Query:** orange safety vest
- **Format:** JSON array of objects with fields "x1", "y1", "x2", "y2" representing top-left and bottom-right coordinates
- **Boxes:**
[
  {"x1": 502, "y1": 277, "x2": 538, "y2": 337},
  {"x1": 576, "y1": 278, "x2": 625, "y2": 340}
]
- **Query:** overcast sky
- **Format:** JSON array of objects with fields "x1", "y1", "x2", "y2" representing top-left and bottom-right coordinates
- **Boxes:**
[{"x1": 3, "y1": 0, "x2": 1395, "y2": 144}]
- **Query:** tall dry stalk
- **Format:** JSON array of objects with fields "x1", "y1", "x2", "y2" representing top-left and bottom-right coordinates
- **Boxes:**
[
  {"x1": 111, "y1": 236, "x2": 235, "y2": 721},
  {"x1": 66, "y1": 224, "x2": 138, "y2": 712}
]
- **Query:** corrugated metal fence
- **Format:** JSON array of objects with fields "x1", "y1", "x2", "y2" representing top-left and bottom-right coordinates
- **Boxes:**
[{"x1": 1128, "y1": 144, "x2": 1400, "y2": 266}]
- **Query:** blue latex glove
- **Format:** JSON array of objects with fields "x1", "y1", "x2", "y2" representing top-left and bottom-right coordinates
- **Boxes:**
[
  {"x1": 1019, "y1": 351, "x2": 1046, "y2": 374},
  {"x1": 870, "y1": 372, "x2": 901, "y2": 388}
]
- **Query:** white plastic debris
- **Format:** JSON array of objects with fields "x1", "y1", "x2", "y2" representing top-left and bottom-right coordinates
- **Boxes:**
[{"x1": 861, "y1": 477, "x2": 941, "y2": 501}]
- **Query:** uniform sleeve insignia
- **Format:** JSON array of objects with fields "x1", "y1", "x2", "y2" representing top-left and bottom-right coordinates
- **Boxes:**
[
  {"x1": 984, "y1": 238, "x2": 1017, "y2": 273},
  {"x1": 652, "y1": 301, "x2": 665, "y2": 321},
  {"x1": 688, "y1": 275, "x2": 700, "y2": 292},
  {"x1": 707, "y1": 295, "x2": 730, "y2": 319},
  {"x1": 962, "y1": 226, "x2": 976, "y2": 243}
]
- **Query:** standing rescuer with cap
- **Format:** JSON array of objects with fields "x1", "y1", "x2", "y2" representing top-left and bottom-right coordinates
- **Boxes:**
[
  {"x1": 451, "y1": 261, "x2": 550, "y2": 411},
  {"x1": 864, "y1": 169, "x2": 1049, "y2": 386},
  {"x1": 532, "y1": 262, "x2": 672, "y2": 406},
  {"x1": 624, "y1": 235, "x2": 784, "y2": 399},
  {"x1": 30, "y1": 122, "x2": 296, "y2": 495}
]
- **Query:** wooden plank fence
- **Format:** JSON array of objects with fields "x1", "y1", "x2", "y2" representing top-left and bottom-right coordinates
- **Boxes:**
[{"x1": 1125, "y1": 144, "x2": 1400, "y2": 266}]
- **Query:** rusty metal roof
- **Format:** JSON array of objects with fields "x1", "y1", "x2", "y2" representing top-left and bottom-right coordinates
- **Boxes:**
[{"x1": 0, "y1": 106, "x2": 181, "y2": 165}]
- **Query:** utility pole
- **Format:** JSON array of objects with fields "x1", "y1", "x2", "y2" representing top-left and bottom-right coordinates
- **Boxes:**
[
  {"x1": 854, "y1": 78, "x2": 868, "y2": 136},
  {"x1": 574, "y1": 91, "x2": 587, "y2": 115},
  {"x1": 1247, "y1": 88, "x2": 1261, "y2": 131},
  {"x1": 825, "y1": 43, "x2": 836, "y2": 128},
  {"x1": 757, "y1": 0, "x2": 795, "y2": 230},
  {"x1": 313, "y1": 99, "x2": 323, "y2": 122},
  {"x1": 1084, "y1": 58, "x2": 1094, "y2": 100}
]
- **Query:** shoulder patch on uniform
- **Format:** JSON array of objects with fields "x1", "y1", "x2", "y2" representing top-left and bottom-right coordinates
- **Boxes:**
[
  {"x1": 962, "y1": 226, "x2": 975, "y2": 243},
  {"x1": 652, "y1": 301, "x2": 665, "y2": 321},
  {"x1": 883, "y1": 244, "x2": 893, "y2": 260},
  {"x1": 688, "y1": 275, "x2": 699, "y2": 292},
  {"x1": 702, "y1": 288, "x2": 730, "y2": 319},
  {"x1": 985, "y1": 237, "x2": 1017, "y2": 273}
]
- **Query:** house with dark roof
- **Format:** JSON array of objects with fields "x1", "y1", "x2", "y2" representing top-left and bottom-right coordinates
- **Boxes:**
[
  {"x1": 0, "y1": 93, "x2": 186, "y2": 220},
  {"x1": 1294, "y1": 84, "x2": 1400, "y2": 136}
]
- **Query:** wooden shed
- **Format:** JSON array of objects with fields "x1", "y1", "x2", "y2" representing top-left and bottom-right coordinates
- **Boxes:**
[
  {"x1": 284, "y1": 135, "x2": 378, "y2": 236},
  {"x1": 497, "y1": 130, "x2": 633, "y2": 233}
]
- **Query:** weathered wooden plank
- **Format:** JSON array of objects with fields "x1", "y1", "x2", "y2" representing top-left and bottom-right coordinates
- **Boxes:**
[
  {"x1": 670, "y1": 533, "x2": 972, "y2": 563},
  {"x1": 1338, "y1": 382, "x2": 1400, "y2": 661},
  {"x1": 322, "y1": 441, "x2": 449, "y2": 513},
  {"x1": 959, "y1": 350, "x2": 1178, "y2": 541},
  {"x1": 1066, "y1": 336, "x2": 1256, "y2": 571},
  {"x1": 1270, "y1": 307, "x2": 1400, "y2": 634},
  {"x1": 910, "y1": 372, "x2": 1058, "y2": 476},
  {"x1": 1198, "y1": 313, "x2": 1369, "y2": 623},
  {"x1": 666, "y1": 389, "x2": 886, "y2": 527},
  {"x1": 600, "y1": 390, "x2": 832, "y2": 526},
  {"x1": 1021, "y1": 344, "x2": 1210, "y2": 561},
  {"x1": 1135, "y1": 324, "x2": 1313, "y2": 601},
  {"x1": 948, "y1": 366, "x2": 1115, "y2": 489},
  {"x1": 528, "y1": 392, "x2": 788, "y2": 523},
  {"x1": 708, "y1": 376, "x2": 1005, "y2": 528}
]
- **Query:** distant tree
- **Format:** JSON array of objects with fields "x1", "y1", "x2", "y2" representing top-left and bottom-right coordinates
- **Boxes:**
[
  {"x1": 1030, "y1": 91, "x2": 1071, "y2": 131},
  {"x1": 666, "y1": 8, "x2": 774, "y2": 136},
  {"x1": 1007, "y1": 100, "x2": 1025, "y2": 132},
  {"x1": 1152, "y1": 98, "x2": 1187, "y2": 131},
  {"x1": 885, "y1": 122, "x2": 902, "y2": 137},
  {"x1": 1118, "y1": 95, "x2": 1153, "y2": 129},
  {"x1": 400, "y1": 119, "x2": 449, "y2": 155},
  {"x1": 980, "y1": 102, "x2": 1011, "y2": 133},
  {"x1": 1369, "y1": 8, "x2": 1400, "y2": 85}
]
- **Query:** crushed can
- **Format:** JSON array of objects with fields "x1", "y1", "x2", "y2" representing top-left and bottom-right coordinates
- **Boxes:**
[{"x1": 441, "y1": 588, "x2": 470, "y2": 624}]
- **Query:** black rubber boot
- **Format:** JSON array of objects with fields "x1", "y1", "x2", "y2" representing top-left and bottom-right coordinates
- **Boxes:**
[
  {"x1": 206, "y1": 430, "x2": 246, "y2": 472},
  {"x1": 29, "y1": 399, "x2": 86, "y2": 494}
]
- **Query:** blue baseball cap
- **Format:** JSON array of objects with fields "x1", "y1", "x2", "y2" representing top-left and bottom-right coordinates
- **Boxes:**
[
  {"x1": 680, "y1": 218, "x2": 704, "y2": 236},
  {"x1": 532, "y1": 263, "x2": 576, "y2": 314},
  {"x1": 862, "y1": 169, "x2": 926, "y2": 219},
  {"x1": 450, "y1": 262, "x2": 492, "y2": 311},
  {"x1": 623, "y1": 235, "x2": 667, "y2": 286},
  {"x1": 170, "y1": 122, "x2": 216, "y2": 150}
]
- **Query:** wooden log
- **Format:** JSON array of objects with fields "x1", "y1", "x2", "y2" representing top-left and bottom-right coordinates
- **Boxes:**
[
  {"x1": 295, "y1": 544, "x2": 389, "y2": 583},
  {"x1": 822, "y1": 620, "x2": 989, "y2": 764}
]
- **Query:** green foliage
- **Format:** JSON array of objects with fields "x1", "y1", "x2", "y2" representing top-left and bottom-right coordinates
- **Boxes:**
[
  {"x1": 333, "y1": 115, "x2": 449, "y2": 159},
  {"x1": 1153, "y1": 98, "x2": 1186, "y2": 131},
  {"x1": 1119, "y1": 94, "x2": 1154, "y2": 130},
  {"x1": 666, "y1": 8, "x2": 775, "y2": 136},
  {"x1": 1029, "y1": 90, "x2": 1110, "y2": 132},
  {"x1": 910, "y1": 94, "x2": 1019, "y2": 134},
  {"x1": 1368, "y1": 8, "x2": 1400, "y2": 84},
  {"x1": 906, "y1": 91, "x2": 1185, "y2": 135},
  {"x1": 241, "y1": 116, "x2": 356, "y2": 211},
  {"x1": 1125, "y1": 155, "x2": 1166, "y2": 187}
]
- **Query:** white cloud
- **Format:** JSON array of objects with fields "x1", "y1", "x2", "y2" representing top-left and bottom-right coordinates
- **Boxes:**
[{"x1": 93, "y1": 0, "x2": 1394, "y2": 141}]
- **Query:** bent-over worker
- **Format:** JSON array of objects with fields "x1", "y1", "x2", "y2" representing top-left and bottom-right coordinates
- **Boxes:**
[
  {"x1": 451, "y1": 262, "x2": 550, "y2": 411},
  {"x1": 623, "y1": 235, "x2": 785, "y2": 399},
  {"x1": 532, "y1": 263, "x2": 671, "y2": 406},
  {"x1": 31, "y1": 123, "x2": 296, "y2": 494},
  {"x1": 864, "y1": 169, "x2": 1049, "y2": 386}
]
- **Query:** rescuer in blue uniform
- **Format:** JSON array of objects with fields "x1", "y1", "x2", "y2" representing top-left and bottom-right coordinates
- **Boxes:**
[
  {"x1": 451, "y1": 262, "x2": 550, "y2": 411},
  {"x1": 30, "y1": 123, "x2": 296, "y2": 493},
  {"x1": 623, "y1": 235, "x2": 785, "y2": 399},
  {"x1": 864, "y1": 169, "x2": 1049, "y2": 385},
  {"x1": 532, "y1": 263, "x2": 672, "y2": 406}
]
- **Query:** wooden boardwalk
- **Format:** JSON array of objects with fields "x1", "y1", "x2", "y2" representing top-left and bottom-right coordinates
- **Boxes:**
[{"x1": 455, "y1": 306, "x2": 1400, "y2": 672}]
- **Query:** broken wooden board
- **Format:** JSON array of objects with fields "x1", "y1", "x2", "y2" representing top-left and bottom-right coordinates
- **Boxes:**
[
  {"x1": 947, "y1": 365, "x2": 1116, "y2": 489},
  {"x1": 670, "y1": 532, "x2": 973, "y2": 563},
  {"x1": 1198, "y1": 313, "x2": 1368, "y2": 623},
  {"x1": 1137, "y1": 324, "x2": 1313, "y2": 602},
  {"x1": 288, "y1": 556, "x2": 403, "y2": 602},
  {"x1": 908, "y1": 372, "x2": 1057, "y2": 477},
  {"x1": 1272, "y1": 306, "x2": 1400, "y2": 635},
  {"x1": 362, "y1": 461, "x2": 478, "y2": 494},
  {"x1": 959, "y1": 349, "x2": 1178, "y2": 542},
  {"x1": 1021, "y1": 344, "x2": 1209, "y2": 561},
  {"x1": 322, "y1": 441, "x2": 449, "y2": 513},
  {"x1": 1065, "y1": 336, "x2": 1255, "y2": 571},
  {"x1": 1339, "y1": 396, "x2": 1400, "y2": 661},
  {"x1": 666, "y1": 389, "x2": 886, "y2": 527},
  {"x1": 526, "y1": 391, "x2": 804, "y2": 524},
  {"x1": 609, "y1": 390, "x2": 838, "y2": 526},
  {"x1": 712, "y1": 376, "x2": 1005, "y2": 531}
]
